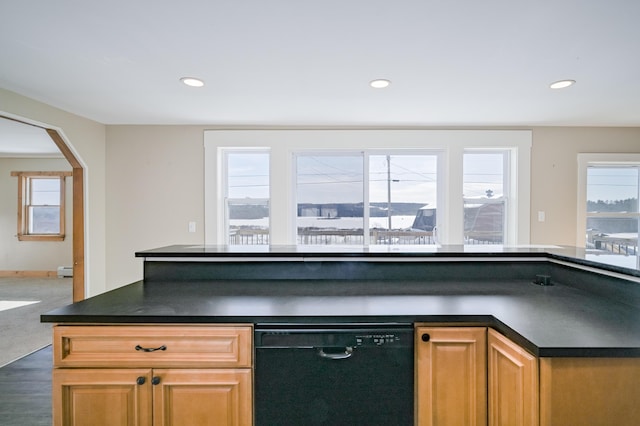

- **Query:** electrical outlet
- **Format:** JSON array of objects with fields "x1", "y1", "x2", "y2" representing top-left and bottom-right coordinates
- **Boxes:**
[
  {"x1": 538, "y1": 211, "x2": 545, "y2": 222},
  {"x1": 188, "y1": 221, "x2": 196, "y2": 233}
]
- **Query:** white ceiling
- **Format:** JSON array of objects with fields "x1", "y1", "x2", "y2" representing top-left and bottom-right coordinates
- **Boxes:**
[{"x1": 1, "y1": 0, "x2": 640, "y2": 132}]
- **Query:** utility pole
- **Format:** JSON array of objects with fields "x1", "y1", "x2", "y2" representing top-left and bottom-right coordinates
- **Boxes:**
[{"x1": 387, "y1": 155, "x2": 392, "y2": 230}]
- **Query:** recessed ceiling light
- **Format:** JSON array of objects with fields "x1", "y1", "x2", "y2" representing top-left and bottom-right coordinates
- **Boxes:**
[
  {"x1": 370, "y1": 79, "x2": 391, "y2": 89},
  {"x1": 180, "y1": 77, "x2": 205, "y2": 87},
  {"x1": 550, "y1": 79, "x2": 575, "y2": 89}
]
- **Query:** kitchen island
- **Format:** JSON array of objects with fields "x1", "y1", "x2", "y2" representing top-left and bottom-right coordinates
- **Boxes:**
[{"x1": 42, "y1": 245, "x2": 640, "y2": 425}]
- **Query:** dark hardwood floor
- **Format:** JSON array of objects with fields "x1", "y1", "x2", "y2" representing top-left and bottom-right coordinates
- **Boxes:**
[{"x1": 0, "y1": 345, "x2": 51, "y2": 425}]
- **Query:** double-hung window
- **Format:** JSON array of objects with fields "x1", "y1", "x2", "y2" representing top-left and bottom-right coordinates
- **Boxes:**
[
  {"x1": 463, "y1": 150, "x2": 509, "y2": 245},
  {"x1": 578, "y1": 155, "x2": 640, "y2": 255},
  {"x1": 221, "y1": 150, "x2": 270, "y2": 245},
  {"x1": 11, "y1": 171, "x2": 71, "y2": 241}
]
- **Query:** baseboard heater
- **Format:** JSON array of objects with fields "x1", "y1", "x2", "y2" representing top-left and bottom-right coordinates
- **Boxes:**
[{"x1": 57, "y1": 266, "x2": 73, "y2": 278}]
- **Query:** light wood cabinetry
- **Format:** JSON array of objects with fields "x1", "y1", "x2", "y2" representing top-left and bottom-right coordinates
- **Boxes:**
[
  {"x1": 52, "y1": 325, "x2": 252, "y2": 426},
  {"x1": 417, "y1": 326, "x2": 640, "y2": 426},
  {"x1": 53, "y1": 368, "x2": 153, "y2": 426},
  {"x1": 488, "y1": 328, "x2": 538, "y2": 426},
  {"x1": 415, "y1": 326, "x2": 487, "y2": 426},
  {"x1": 540, "y1": 357, "x2": 640, "y2": 426}
]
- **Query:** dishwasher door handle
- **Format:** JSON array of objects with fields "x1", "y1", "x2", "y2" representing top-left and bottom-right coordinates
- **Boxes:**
[{"x1": 317, "y1": 346, "x2": 354, "y2": 360}]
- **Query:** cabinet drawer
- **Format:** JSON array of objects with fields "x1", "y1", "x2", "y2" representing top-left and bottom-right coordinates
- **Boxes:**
[{"x1": 53, "y1": 325, "x2": 252, "y2": 368}]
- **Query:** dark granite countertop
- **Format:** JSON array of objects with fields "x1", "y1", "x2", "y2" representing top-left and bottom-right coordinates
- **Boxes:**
[
  {"x1": 42, "y1": 244, "x2": 640, "y2": 358},
  {"x1": 42, "y1": 277, "x2": 640, "y2": 358}
]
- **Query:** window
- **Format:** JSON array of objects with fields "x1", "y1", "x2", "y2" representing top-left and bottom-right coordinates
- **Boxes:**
[
  {"x1": 11, "y1": 171, "x2": 71, "y2": 241},
  {"x1": 205, "y1": 130, "x2": 531, "y2": 247},
  {"x1": 296, "y1": 153, "x2": 364, "y2": 244},
  {"x1": 369, "y1": 154, "x2": 438, "y2": 245},
  {"x1": 577, "y1": 154, "x2": 640, "y2": 257},
  {"x1": 293, "y1": 151, "x2": 515, "y2": 246},
  {"x1": 293, "y1": 152, "x2": 439, "y2": 245},
  {"x1": 585, "y1": 165, "x2": 639, "y2": 254},
  {"x1": 222, "y1": 150, "x2": 270, "y2": 245},
  {"x1": 463, "y1": 151, "x2": 508, "y2": 244}
]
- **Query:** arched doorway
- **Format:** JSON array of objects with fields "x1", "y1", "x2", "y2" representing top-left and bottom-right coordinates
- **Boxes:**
[{"x1": 0, "y1": 115, "x2": 85, "y2": 301}]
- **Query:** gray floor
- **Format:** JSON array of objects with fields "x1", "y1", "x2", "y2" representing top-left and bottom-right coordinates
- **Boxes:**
[
  {"x1": 0, "y1": 346, "x2": 52, "y2": 425},
  {"x1": 0, "y1": 277, "x2": 71, "y2": 425},
  {"x1": 0, "y1": 277, "x2": 72, "y2": 367}
]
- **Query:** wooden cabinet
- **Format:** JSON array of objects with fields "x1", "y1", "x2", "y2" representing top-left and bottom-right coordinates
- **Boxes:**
[
  {"x1": 539, "y1": 357, "x2": 640, "y2": 426},
  {"x1": 53, "y1": 368, "x2": 152, "y2": 426},
  {"x1": 417, "y1": 326, "x2": 640, "y2": 426},
  {"x1": 415, "y1": 326, "x2": 487, "y2": 426},
  {"x1": 488, "y1": 329, "x2": 538, "y2": 426},
  {"x1": 52, "y1": 325, "x2": 252, "y2": 426},
  {"x1": 152, "y1": 369, "x2": 250, "y2": 425}
]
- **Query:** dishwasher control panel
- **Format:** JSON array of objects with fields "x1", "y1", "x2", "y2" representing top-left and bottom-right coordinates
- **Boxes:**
[
  {"x1": 255, "y1": 327, "x2": 413, "y2": 348},
  {"x1": 354, "y1": 332, "x2": 406, "y2": 347}
]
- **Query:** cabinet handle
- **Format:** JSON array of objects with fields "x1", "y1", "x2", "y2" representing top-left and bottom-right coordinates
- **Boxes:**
[
  {"x1": 136, "y1": 376, "x2": 146, "y2": 385},
  {"x1": 152, "y1": 376, "x2": 161, "y2": 385},
  {"x1": 135, "y1": 344, "x2": 167, "y2": 352},
  {"x1": 421, "y1": 333, "x2": 430, "y2": 342}
]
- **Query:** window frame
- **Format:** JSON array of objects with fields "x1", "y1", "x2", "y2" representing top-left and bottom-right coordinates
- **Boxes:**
[{"x1": 11, "y1": 171, "x2": 71, "y2": 242}]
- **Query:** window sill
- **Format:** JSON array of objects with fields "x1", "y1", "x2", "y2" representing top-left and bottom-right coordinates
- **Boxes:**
[{"x1": 18, "y1": 234, "x2": 65, "y2": 242}]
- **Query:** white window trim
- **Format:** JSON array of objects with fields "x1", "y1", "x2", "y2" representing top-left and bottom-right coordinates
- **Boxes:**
[
  {"x1": 576, "y1": 153, "x2": 640, "y2": 247},
  {"x1": 205, "y1": 130, "x2": 531, "y2": 246}
]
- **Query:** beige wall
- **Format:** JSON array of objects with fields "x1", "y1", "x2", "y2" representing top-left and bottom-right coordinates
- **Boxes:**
[
  {"x1": 105, "y1": 126, "x2": 205, "y2": 287},
  {"x1": 0, "y1": 88, "x2": 107, "y2": 296},
  {"x1": 0, "y1": 157, "x2": 73, "y2": 271},
  {"x1": 530, "y1": 127, "x2": 640, "y2": 246}
]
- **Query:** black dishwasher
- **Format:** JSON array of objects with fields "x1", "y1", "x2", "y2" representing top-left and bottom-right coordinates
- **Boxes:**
[{"x1": 254, "y1": 326, "x2": 414, "y2": 426}]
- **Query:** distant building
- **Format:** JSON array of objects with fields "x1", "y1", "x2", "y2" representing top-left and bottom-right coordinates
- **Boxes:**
[
  {"x1": 412, "y1": 199, "x2": 505, "y2": 243},
  {"x1": 298, "y1": 204, "x2": 339, "y2": 218}
]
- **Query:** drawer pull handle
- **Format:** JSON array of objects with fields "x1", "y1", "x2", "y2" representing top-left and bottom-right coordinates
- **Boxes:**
[{"x1": 135, "y1": 344, "x2": 167, "y2": 352}]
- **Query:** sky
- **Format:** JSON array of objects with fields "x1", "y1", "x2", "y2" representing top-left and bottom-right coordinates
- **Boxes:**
[
  {"x1": 587, "y1": 167, "x2": 638, "y2": 203},
  {"x1": 228, "y1": 151, "x2": 505, "y2": 206}
]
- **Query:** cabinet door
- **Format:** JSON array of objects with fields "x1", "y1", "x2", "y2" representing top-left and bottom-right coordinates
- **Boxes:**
[
  {"x1": 416, "y1": 327, "x2": 487, "y2": 426},
  {"x1": 540, "y1": 357, "x2": 640, "y2": 426},
  {"x1": 152, "y1": 369, "x2": 252, "y2": 426},
  {"x1": 53, "y1": 368, "x2": 152, "y2": 426},
  {"x1": 488, "y1": 329, "x2": 538, "y2": 426}
]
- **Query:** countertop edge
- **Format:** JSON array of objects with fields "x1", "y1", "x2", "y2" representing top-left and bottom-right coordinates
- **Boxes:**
[{"x1": 40, "y1": 313, "x2": 640, "y2": 358}]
